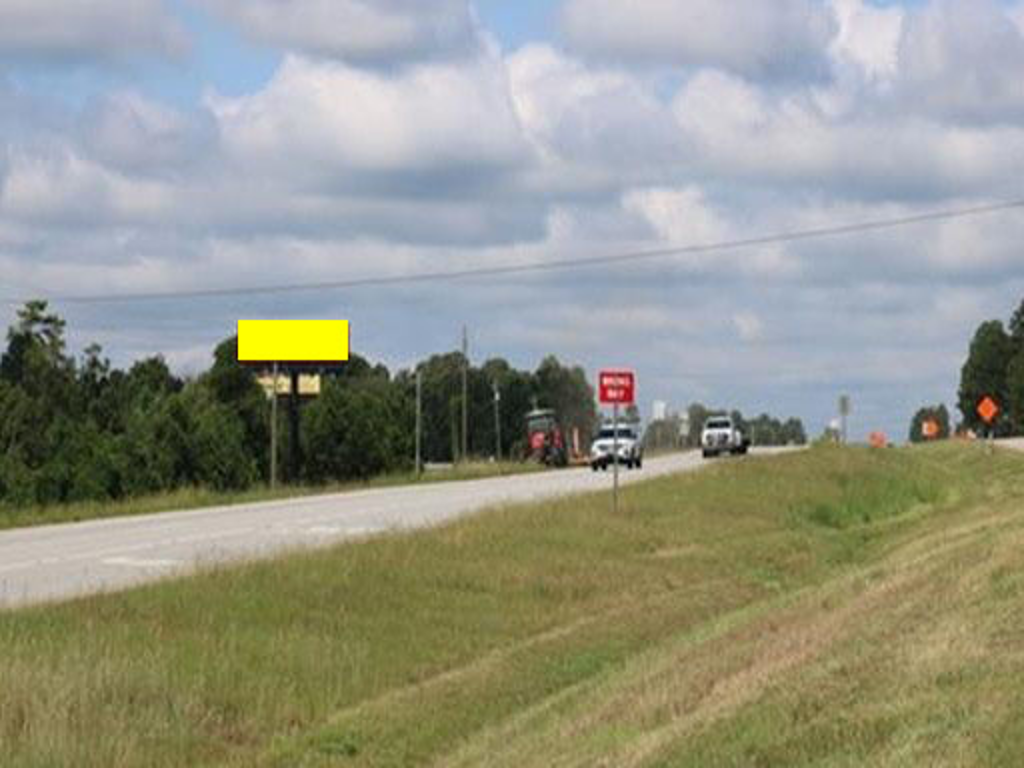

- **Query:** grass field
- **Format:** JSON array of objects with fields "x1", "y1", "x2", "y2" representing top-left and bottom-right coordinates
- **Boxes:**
[
  {"x1": 1, "y1": 443, "x2": 1022, "y2": 766},
  {"x1": 0, "y1": 460, "x2": 544, "y2": 531}
]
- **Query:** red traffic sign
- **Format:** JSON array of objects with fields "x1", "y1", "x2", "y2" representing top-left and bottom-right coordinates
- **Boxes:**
[
  {"x1": 978, "y1": 396, "x2": 1000, "y2": 425},
  {"x1": 599, "y1": 369, "x2": 636, "y2": 405}
]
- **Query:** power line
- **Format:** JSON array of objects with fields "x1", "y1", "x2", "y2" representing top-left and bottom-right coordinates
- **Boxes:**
[{"x1": 5, "y1": 199, "x2": 1024, "y2": 307}]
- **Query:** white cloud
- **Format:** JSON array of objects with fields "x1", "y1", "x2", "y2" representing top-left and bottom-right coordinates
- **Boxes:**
[
  {"x1": 733, "y1": 312, "x2": 765, "y2": 343},
  {"x1": 209, "y1": 53, "x2": 528, "y2": 183},
  {"x1": 506, "y1": 45, "x2": 686, "y2": 196},
  {"x1": 893, "y1": 0, "x2": 1024, "y2": 123},
  {"x1": 200, "y1": 0, "x2": 478, "y2": 64},
  {"x1": 560, "y1": 0, "x2": 836, "y2": 80},
  {"x1": 829, "y1": 0, "x2": 903, "y2": 81},
  {"x1": 80, "y1": 93, "x2": 217, "y2": 177},
  {"x1": 621, "y1": 186, "x2": 727, "y2": 245},
  {"x1": 670, "y1": 68, "x2": 1024, "y2": 199},
  {"x1": 0, "y1": 0, "x2": 186, "y2": 59}
]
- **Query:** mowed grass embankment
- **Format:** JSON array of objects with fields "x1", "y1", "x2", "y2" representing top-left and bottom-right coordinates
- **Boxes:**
[
  {"x1": 1, "y1": 444, "x2": 1022, "y2": 766},
  {"x1": 0, "y1": 460, "x2": 543, "y2": 531}
]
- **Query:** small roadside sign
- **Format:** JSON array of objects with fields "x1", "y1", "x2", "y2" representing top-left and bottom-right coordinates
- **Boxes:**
[
  {"x1": 599, "y1": 369, "x2": 636, "y2": 405},
  {"x1": 922, "y1": 419, "x2": 940, "y2": 440},
  {"x1": 869, "y1": 431, "x2": 887, "y2": 449},
  {"x1": 598, "y1": 369, "x2": 636, "y2": 515},
  {"x1": 977, "y1": 396, "x2": 1000, "y2": 426}
]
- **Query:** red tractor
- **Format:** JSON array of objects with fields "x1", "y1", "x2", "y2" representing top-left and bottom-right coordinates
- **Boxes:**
[{"x1": 525, "y1": 408, "x2": 568, "y2": 467}]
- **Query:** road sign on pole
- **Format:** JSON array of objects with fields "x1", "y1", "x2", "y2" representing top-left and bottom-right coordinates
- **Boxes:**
[
  {"x1": 599, "y1": 369, "x2": 636, "y2": 514},
  {"x1": 978, "y1": 396, "x2": 1000, "y2": 426},
  {"x1": 978, "y1": 396, "x2": 1000, "y2": 451}
]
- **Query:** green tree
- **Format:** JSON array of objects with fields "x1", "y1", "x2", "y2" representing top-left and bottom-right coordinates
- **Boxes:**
[
  {"x1": 909, "y1": 404, "x2": 951, "y2": 444},
  {"x1": 1006, "y1": 354, "x2": 1024, "y2": 436},
  {"x1": 204, "y1": 337, "x2": 270, "y2": 479},
  {"x1": 303, "y1": 377, "x2": 412, "y2": 483},
  {"x1": 534, "y1": 356, "x2": 598, "y2": 449},
  {"x1": 958, "y1": 320, "x2": 1013, "y2": 436}
]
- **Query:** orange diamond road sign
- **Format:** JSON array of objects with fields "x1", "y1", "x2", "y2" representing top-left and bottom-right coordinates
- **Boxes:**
[
  {"x1": 869, "y1": 431, "x2": 887, "y2": 448},
  {"x1": 977, "y1": 396, "x2": 1000, "y2": 425},
  {"x1": 922, "y1": 419, "x2": 940, "y2": 440}
]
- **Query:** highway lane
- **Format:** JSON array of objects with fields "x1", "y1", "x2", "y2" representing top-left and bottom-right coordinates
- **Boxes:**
[{"x1": 0, "y1": 450, "x2": 786, "y2": 609}]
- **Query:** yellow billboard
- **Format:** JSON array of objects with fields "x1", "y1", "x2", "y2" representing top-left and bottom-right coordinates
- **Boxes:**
[{"x1": 237, "y1": 320, "x2": 350, "y2": 364}]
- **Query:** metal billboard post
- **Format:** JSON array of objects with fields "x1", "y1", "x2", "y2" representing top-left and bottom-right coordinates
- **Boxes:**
[{"x1": 270, "y1": 361, "x2": 279, "y2": 490}]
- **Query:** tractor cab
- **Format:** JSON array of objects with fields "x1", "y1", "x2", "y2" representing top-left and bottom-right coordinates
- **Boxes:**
[{"x1": 525, "y1": 408, "x2": 568, "y2": 467}]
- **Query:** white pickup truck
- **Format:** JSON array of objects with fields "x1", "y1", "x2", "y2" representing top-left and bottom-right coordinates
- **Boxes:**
[
  {"x1": 590, "y1": 423, "x2": 643, "y2": 471},
  {"x1": 701, "y1": 416, "x2": 750, "y2": 459}
]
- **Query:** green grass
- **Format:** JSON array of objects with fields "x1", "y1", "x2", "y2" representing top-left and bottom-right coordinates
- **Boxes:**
[
  {"x1": 0, "y1": 460, "x2": 545, "y2": 531},
  {"x1": 0, "y1": 443, "x2": 1022, "y2": 767}
]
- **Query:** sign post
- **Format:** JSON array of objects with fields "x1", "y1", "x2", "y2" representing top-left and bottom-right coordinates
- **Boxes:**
[
  {"x1": 978, "y1": 396, "x2": 1000, "y2": 452},
  {"x1": 599, "y1": 369, "x2": 636, "y2": 514}
]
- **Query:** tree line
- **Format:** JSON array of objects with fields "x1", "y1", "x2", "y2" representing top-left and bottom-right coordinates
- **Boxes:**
[
  {"x1": 0, "y1": 301, "x2": 597, "y2": 508},
  {"x1": 906, "y1": 296, "x2": 1023, "y2": 442},
  {"x1": 644, "y1": 403, "x2": 807, "y2": 450}
]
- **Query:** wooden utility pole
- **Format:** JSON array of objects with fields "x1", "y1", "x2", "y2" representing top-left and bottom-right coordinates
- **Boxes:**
[{"x1": 493, "y1": 381, "x2": 501, "y2": 461}]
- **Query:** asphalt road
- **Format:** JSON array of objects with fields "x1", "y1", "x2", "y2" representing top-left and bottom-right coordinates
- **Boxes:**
[{"x1": 0, "y1": 450, "x2": 782, "y2": 610}]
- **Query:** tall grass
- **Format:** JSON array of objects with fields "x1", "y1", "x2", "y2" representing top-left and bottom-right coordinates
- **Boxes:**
[{"x1": 0, "y1": 444, "x2": 1019, "y2": 767}]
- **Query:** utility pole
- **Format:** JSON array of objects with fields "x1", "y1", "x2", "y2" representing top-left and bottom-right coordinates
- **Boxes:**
[
  {"x1": 461, "y1": 325, "x2": 468, "y2": 463},
  {"x1": 415, "y1": 370, "x2": 422, "y2": 476},
  {"x1": 493, "y1": 381, "x2": 502, "y2": 462},
  {"x1": 839, "y1": 394, "x2": 851, "y2": 445},
  {"x1": 270, "y1": 362, "x2": 279, "y2": 490}
]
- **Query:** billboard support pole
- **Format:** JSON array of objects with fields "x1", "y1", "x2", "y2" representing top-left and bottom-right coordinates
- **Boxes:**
[
  {"x1": 270, "y1": 362, "x2": 279, "y2": 490},
  {"x1": 289, "y1": 369, "x2": 301, "y2": 482}
]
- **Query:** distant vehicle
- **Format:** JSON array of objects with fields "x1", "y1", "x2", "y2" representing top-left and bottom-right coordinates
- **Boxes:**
[
  {"x1": 701, "y1": 416, "x2": 749, "y2": 458},
  {"x1": 590, "y1": 422, "x2": 643, "y2": 471},
  {"x1": 525, "y1": 409, "x2": 568, "y2": 467}
]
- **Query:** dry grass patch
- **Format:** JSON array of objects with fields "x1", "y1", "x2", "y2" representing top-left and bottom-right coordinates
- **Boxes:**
[{"x1": 0, "y1": 443, "x2": 1018, "y2": 767}]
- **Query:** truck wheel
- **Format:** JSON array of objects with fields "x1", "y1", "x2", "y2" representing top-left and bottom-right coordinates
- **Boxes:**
[{"x1": 636, "y1": 457, "x2": 643, "y2": 469}]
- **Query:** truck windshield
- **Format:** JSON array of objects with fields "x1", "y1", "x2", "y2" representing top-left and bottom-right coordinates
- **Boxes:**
[
  {"x1": 705, "y1": 420, "x2": 731, "y2": 430},
  {"x1": 597, "y1": 428, "x2": 635, "y2": 440}
]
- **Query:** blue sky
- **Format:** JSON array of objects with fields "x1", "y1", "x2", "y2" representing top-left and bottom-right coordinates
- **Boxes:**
[{"x1": 2, "y1": 0, "x2": 1024, "y2": 444}]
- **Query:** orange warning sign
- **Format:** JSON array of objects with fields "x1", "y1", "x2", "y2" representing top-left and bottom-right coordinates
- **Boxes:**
[
  {"x1": 977, "y1": 396, "x2": 1000, "y2": 426},
  {"x1": 922, "y1": 419, "x2": 940, "y2": 440},
  {"x1": 869, "y1": 431, "x2": 887, "y2": 448}
]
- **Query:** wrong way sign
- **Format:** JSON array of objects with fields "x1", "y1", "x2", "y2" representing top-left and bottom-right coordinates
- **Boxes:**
[{"x1": 599, "y1": 369, "x2": 636, "y2": 405}]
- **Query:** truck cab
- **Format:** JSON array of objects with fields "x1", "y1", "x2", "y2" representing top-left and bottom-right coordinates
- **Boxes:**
[
  {"x1": 590, "y1": 422, "x2": 643, "y2": 471},
  {"x1": 701, "y1": 416, "x2": 749, "y2": 459}
]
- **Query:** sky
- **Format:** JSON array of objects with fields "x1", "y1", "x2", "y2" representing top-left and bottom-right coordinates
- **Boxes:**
[{"x1": 2, "y1": 0, "x2": 1024, "y2": 443}]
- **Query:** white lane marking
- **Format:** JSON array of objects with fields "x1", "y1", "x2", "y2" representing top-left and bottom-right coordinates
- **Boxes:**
[{"x1": 102, "y1": 557, "x2": 182, "y2": 570}]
